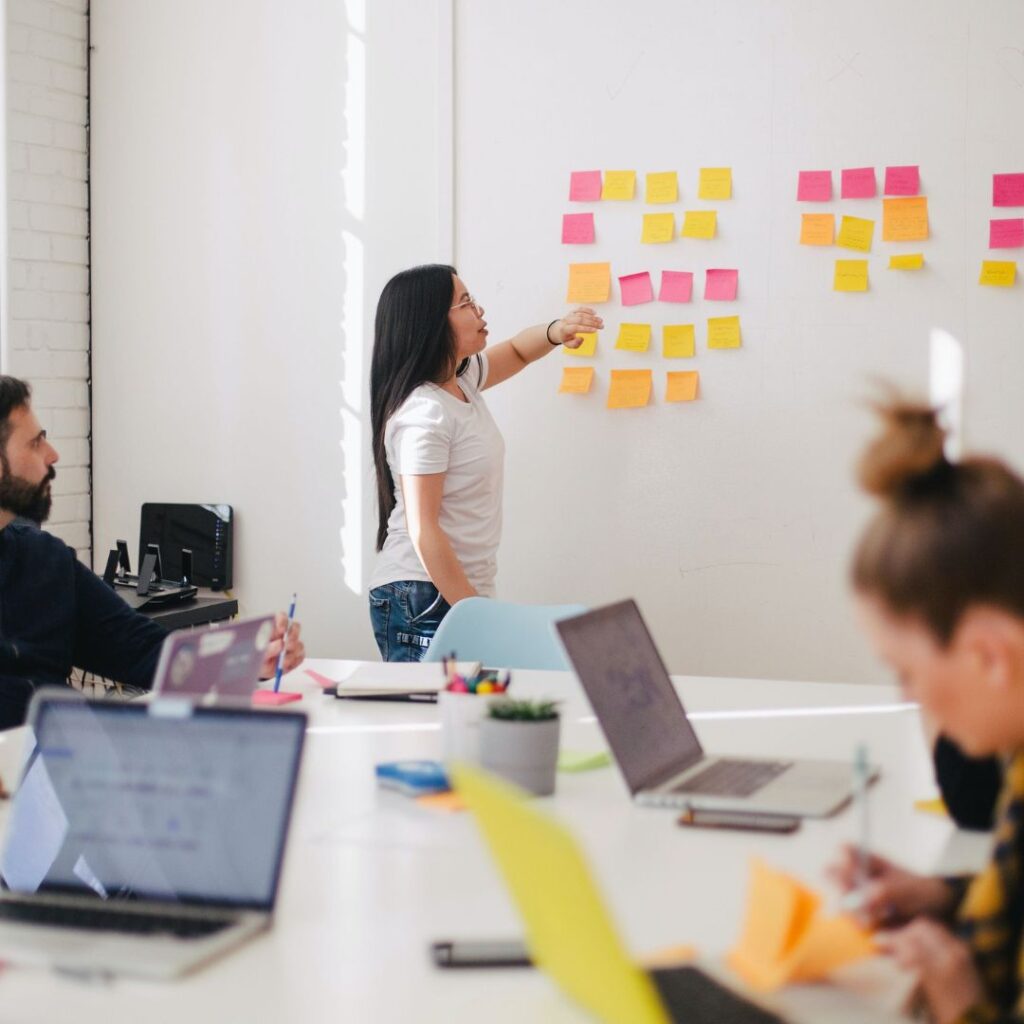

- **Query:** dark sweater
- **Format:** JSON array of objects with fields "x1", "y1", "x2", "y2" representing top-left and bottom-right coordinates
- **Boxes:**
[
  {"x1": 0, "y1": 519, "x2": 167, "y2": 730},
  {"x1": 934, "y1": 733, "x2": 1002, "y2": 832}
]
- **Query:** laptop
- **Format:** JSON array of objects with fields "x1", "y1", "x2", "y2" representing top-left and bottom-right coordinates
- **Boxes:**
[
  {"x1": 556, "y1": 600, "x2": 870, "y2": 817},
  {"x1": 0, "y1": 691, "x2": 306, "y2": 979}
]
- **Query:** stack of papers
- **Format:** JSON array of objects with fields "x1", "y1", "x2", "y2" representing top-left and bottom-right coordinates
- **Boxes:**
[{"x1": 331, "y1": 661, "x2": 481, "y2": 700}]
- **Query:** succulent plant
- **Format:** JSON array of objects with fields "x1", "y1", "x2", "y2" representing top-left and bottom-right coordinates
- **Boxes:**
[{"x1": 486, "y1": 698, "x2": 560, "y2": 722}]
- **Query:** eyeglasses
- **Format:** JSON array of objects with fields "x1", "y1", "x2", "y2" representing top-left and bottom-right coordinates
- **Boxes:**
[{"x1": 450, "y1": 295, "x2": 483, "y2": 313}]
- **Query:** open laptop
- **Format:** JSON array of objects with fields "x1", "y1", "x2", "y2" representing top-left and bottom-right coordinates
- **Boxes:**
[
  {"x1": 0, "y1": 691, "x2": 306, "y2": 979},
  {"x1": 556, "y1": 600, "x2": 869, "y2": 817}
]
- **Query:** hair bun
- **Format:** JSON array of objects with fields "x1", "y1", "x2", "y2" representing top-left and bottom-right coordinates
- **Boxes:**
[{"x1": 858, "y1": 398, "x2": 949, "y2": 499}]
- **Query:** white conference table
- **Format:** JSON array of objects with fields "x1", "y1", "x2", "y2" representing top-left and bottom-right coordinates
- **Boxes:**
[{"x1": 0, "y1": 662, "x2": 991, "y2": 1024}]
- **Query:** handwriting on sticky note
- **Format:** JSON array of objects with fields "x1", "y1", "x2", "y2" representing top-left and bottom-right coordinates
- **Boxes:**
[
  {"x1": 698, "y1": 167, "x2": 732, "y2": 200},
  {"x1": 561, "y1": 212, "x2": 595, "y2": 244},
  {"x1": 979, "y1": 260, "x2": 1017, "y2": 287},
  {"x1": 990, "y1": 218, "x2": 1024, "y2": 249},
  {"x1": 800, "y1": 213, "x2": 834, "y2": 246},
  {"x1": 797, "y1": 170, "x2": 831, "y2": 202},
  {"x1": 615, "y1": 323, "x2": 652, "y2": 352},
  {"x1": 558, "y1": 366, "x2": 595, "y2": 394},
  {"x1": 834, "y1": 259, "x2": 868, "y2": 292},
  {"x1": 645, "y1": 171, "x2": 678, "y2": 204},
  {"x1": 602, "y1": 170, "x2": 636, "y2": 201},
  {"x1": 663, "y1": 324, "x2": 695, "y2": 358},
  {"x1": 993, "y1": 173, "x2": 1024, "y2": 207},
  {"x1": 882, "y1": 197, "x2": 928, "y2": 242},
  {"x1": 641, "y1": 213, "x2": 676, "y2": 244},
  {"x1": 666, "y1": 371, "x2": 699, "y2": 402},
  {"x1": 607, "y1": 370, "x2": 652, "y2": 409},
  {"x1": 567, "y1": 262, "x2": 611, "y2": 303},
  {"x1": 837, "y1": 215, "x2": 875, "y2": 252},
  {"x1": 704, "y1": 268, "x2": 739, "y2": 301},
  {"x1": 569, "y1": 170, "x2": 602, "y2": 202},
  {"x1": 884, "y1": 165, "x2": 920, "y2": 196},
  {"x1": 618, "y1": 271, "x2": 654, "y2": 306},
  {"x1": 707, "y1": 315, "x2": 741, "y2": 349},
  {"x1": 565, "y1": 331, "x2": 597, "y2": 357},
  {"x1": 840, "y1": 167, "x2": 876, "y2": 199},
  {"x1": 659, "y1": 270, "x2": 693, "y2": 303},
  {"x1": 889, "y1": 253, "x2": 924, "y2": 270},
  {"x1": 681, "y1": 210, "x2": 717, "y2": 239}
]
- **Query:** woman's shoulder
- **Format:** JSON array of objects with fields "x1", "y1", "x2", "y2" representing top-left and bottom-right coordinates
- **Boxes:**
[{"x1": 387, "y1": 384, "x2": 450, "y2": 431}]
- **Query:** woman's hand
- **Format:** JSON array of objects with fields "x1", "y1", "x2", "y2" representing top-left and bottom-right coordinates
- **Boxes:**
[
  {"x1": 258, "y1": 613, "x2": 305, "y2": 679},
  {"x1": 554, "y1": 307, "x2": 604, "y2": 348}
]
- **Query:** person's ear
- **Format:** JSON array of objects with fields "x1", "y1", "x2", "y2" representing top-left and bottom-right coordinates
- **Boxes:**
[{"x1": 954, "y1": 607, "x2": 1020, "y2": 692}]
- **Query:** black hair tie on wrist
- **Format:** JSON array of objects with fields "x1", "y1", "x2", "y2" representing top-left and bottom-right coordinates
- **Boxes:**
[{"x1": 546, "y1": 319, "x2": 561, "y2": 345}]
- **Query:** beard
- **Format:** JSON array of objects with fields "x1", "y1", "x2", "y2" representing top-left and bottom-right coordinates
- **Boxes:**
[{"x1": 0, "y1": 464, "x2": 55, "y2": 524}]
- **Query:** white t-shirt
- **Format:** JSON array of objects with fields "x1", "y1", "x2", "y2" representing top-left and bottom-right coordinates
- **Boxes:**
[{"x1": 370, "y1": 353, "x2": 505, "y2": 596}]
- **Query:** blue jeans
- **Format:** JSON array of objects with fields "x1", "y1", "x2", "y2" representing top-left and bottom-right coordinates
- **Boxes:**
[{"x1": 369, "y1": 581, "x2": 451, "y2": 662}]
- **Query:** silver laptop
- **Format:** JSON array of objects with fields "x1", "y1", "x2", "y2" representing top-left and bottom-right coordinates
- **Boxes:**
[
  {"x1": 0, "y1": 691, "x2": 306, "y2": 979},
  {"x1": 556, "y1": 600, "x2": 870, "y2": 817}
]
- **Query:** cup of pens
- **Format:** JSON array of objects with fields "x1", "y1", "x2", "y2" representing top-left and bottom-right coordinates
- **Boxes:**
[{"x1": 438, "y1": 654, "x2": 511, "y2": 767}]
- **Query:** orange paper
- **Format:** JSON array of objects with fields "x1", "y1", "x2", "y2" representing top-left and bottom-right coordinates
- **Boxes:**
[
  {"x1": 665, "y1": 371, "x2": 699, "y2": 402},
  {"x1": 567, "y1": 262, "x2": 612, "y2": 303},
  {"x1": 800, "y1": 214, "x2": 834, "y2": 246},
  {"x1": 882, "y1": 197, "x2": 929, "y2": 242},
  {"x1": 558, "y1": 366, "x2": 595, "y2": 394},
  {"x1": 607, "y1": 370, "x2": 652, "y2": 409}
]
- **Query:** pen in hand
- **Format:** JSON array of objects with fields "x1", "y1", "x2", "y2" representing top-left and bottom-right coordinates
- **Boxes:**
[{"x1": 272, "y1": 594, "x2": 297, "y2": 693}]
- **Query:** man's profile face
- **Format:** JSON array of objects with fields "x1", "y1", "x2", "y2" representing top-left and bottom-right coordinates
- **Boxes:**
[{"x1": 0, "y1": 404, "x2": 59, "y2": 524}]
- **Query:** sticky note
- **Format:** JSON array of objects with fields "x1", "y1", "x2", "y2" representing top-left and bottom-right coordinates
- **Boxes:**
[
  {"x1": 557, "y1": 750, "x2": 612, "y2": 773},
  {"x1": 914, "y1": 797, "x2": 948, "y2": 817},
  {"x1": 569, "y1": 170, "x2": 602, "y2": 202},
  {"x1": 836, "y1": 215, "x2": 875, "y2": 252},
  {"x1": 416, "y1": 791, "x2": 466, "y2": 813},
  {"x1": 889, "y1": 253, "x2": 924, "y2": 269},
  {"x1": 834, "y1": 259, "x2": 868, "y2": 292},
  {"x1": 681, "y1": 210, "x2": 717, "y2": 239},
  {"x1": 567, "y1": 262, "x2": 611, "y2": 303},
  {"x1": 840, "y1": 166, "x2": 876, "y2": 199},
  {"x1": 641, "y1": 213, "x2": 676, "y2": 244},
  {"x1": 662, "y1": 324, "x2": 696, "y2": 358},
  {"x1": 800, "y1": 213, "x2": 834, "y2": 246},
  {"x1": 658, "y1": 270, "x2": 693, "y2": 303},
  {"x1": 990, "y1": 218, "x2": 1024, "y2": 248},
  {"x1": 882, "y1": 197, "x2": 929, "y2": 242},
  {"x1": 645, "y1": 171, "x2": 678, "y2": 204},
  {"x1": 602, "y1": 170, "x2": 636, "y2": 201},
  {"x1": 615, "y1": 323, "x2": 652, "y2": 352},
  {"x1": 797, "y1": 170, "x2": 831, "y2": 202},
  {"x1": 618, "y1": 271, "x2": 654, "y2": 306},
  {"x1": 698, "y1": 167, "x2": 732, "y2": 200},
  {"x1": 558, "y1": 366, "x2": 595, "y2": 394},
  {"x1": 666, "y1": 371, "x2": 699, "y2": 402},
  {"x1": 565, "y1": 331, "x2": 597, "y2": 357},
  {"x1": 707, "y1": 315, "x2": 741, "y2": 349},
  {"x1": 993, "y1": 173, "x2": 1024, "y2": 207},
  {"x1": 562, "y1": 212, "x2": 595, "y2": 244},
  {"x1": 979, "y1": 260, "x2": 1017, "y2": 287},
  {"x1": 607, "y1": 369, "x2": 652, "y2": 409},
  {"x1": 884, "y1": 165, "x2": 920, "y2": 196},
  {"x1": 704, "y1": 268, "x2": 739, "y2": 301}
]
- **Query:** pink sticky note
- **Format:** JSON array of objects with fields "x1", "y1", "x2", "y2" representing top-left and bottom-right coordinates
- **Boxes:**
[
  {"x1": 797, "y1": 170, "x2": 831, "y2": 202},
  {"x1": 990, "y1": 218, "x2": 1024, "y2": 249},
  {"x1": 619, "y1": 271, "x2": 654, "y2": 306},
  {"x1": 704, "y1": 268, "x2": 739, "y2": 301},
  {"x1": 993, "y1": 173, "x2": 1024, "y2": 207},
  {"x1": 305, "y1": 668, "x2": 339, "y2": 689},
  {"x1": 659, "y1": 270, "x2": 694, "y2": 303},
  {"x1": 569, "y1": 170, "x2": 602, "y2": 202},
  {"x1": 562, "y1": 212, "x2": 595, "y2": 244},
  {"x1": 841, "y1": 167, "x2": 877, "y2": 199},
  {"x1": 884, "y1": 165, "x2": 920, "y2": 196},
  {"x1": 252, "y1": 690, "x2": 303, "y2": 706}
]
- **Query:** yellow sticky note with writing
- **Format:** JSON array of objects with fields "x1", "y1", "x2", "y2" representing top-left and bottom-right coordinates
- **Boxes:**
[
  {"x1": 607, "y1": 370, "x2": 652, "y2": 409},
  {"x1": 567, "y1": 262, "x2": 611, "y2": 303},
  {"x1": 565, "y1": 331, "x2": 597, "y2": 357},
  {"x1": 662, "y1": 324, "x2": 695, "y2": 358},
  {"x1": 558, "y1": 366, "x2": 595, "y2": 395},
  {"x1": 602, "y1": 170, "x2": 636, "y2": 201},
  {"x1": 799, "y1": 214, "x2": 834, "y2": 246},
  {"x1": 615, "y1": 323, "x2": 652, "y2": 352},
  {"x1": 834, "y1": 259, "x2": 868, "y2": 292},
  {"x1": 641, "y1": 213, "x2": 676, "y2": 244},
  {"x1": 889, "y1": 253, "x2": 924, "y2": 270},
  {"x1": 666, "y1": 371, "x2": 699, "y2": 402},
  {"x1": 698, "y1": 167, "x2": 732, "y2": 199},
  {"x1": 836, "y1": 215, "x2": 875, "y2": 253},
  {"x1": 645, "y1": 171, "x2": 678, "y2": 204},
  {"x1": 882, "y1": 196, "x2": 929, "y2": 242},
  {"x1": 681, "y1": 210, "x2": 717, "y2": 239},
  {"x1": 979, "y1": 260, "x2": 1017, "y2": 287},
  {"x1": 707, "y1": 315, "x2": 741, "y2": 349}
]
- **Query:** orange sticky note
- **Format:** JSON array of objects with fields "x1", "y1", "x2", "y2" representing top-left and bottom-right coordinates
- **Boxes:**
[
  {"x1": 565, "y1": 331, "x2": 597, "y2": 357},
  {"x1": 882, "y1": 196, "x2": 929, "y2": 242},
  {"x1": 416, "y1": 791, "x2": 466, "y2": 813},
  {"x1": 607, "y1": 370, "x2": 652, "y2": 409},
  {"x1": 558, "y1": 366, "x2": 594, "y2": 394},
  {"x1": 707, "y1": 315, "x2": 741, "y2": 349},
  {"x1": 662, "y1": 324, "x2": 695, "y2": 358},
  {"x1": 666, "y1": 371, "x2": 699, "y2": 402},
  {"x1": 799, "y1": 214, "x2": 834, "y2": 246},
  {"x1": 567, "y1": 262, "x2": 611, "y2": 303}
]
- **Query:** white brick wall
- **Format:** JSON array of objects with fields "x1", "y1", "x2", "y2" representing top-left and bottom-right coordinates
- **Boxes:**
[{"x1": 5, "y1": 0, "x2": 90, "y2": 559}]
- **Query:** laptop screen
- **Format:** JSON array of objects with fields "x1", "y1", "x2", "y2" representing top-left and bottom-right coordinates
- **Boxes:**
[
  {"x1": 557, "y1": 600, "x2": 704, "y2": 793},
  {"x1": 0, "y1": 698, "x2": 305, "y2": 911}
]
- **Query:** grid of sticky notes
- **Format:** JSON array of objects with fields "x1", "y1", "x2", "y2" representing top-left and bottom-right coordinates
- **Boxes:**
[
  {"x1": 796, "y1": 165, "x2": 930, "y2": 292},
  {"x1": 561, "y1": 167, "x2": 742, "y2": 408},
  {"x1": 981, "y1": 172, "x2": 1023, "y2": 287}
]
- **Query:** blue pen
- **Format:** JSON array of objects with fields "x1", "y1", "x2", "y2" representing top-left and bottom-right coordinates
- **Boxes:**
[{"x1": 273, "y1": 594, "x2": 297, "y2": 693}]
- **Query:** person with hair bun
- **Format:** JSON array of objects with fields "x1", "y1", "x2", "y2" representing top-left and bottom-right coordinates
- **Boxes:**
[{"x1": 831, "y1": 397, "x2": 1024, "y2": 1024}]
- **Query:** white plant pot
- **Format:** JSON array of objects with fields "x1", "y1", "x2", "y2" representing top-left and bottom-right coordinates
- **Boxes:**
[{"x1": 479, "y1": 716, "x2": 561, "y2": 796}]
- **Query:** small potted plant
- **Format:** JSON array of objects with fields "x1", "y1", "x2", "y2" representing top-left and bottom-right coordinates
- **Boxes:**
[{"x1": 479, "y1": 698, "x2": 561, "y2": 796}]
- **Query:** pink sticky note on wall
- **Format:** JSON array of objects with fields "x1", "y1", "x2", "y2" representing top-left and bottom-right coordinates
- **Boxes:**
[
  {"x1": 569, "y1": 170, "x2": 602, "y2": 202},
  {"x1": 990, "y1": 218, "x2": 1024, "y2": 248},
  {"x1": 884, "y1": 165, "x2": 920, "y2": 196},
  {"x1": 704, "y1": 268, "x2": 739, "y2": 301},
  {"x1": 797, "y1": 170, "x2": 831, "y2": 202},
  {"x1": 841, "y1": 167, "x2": 877, "y2": 199},
  {"x1": 659, "y1": 271, "x2": 693, "y2": 303},
  {"x1": 993, "y1": 173, "x2": 1024, "y2": 207},
  {"x1": 619, "y1": 272, "x2": 654, "y2": 306},
  {"x1": 562, "y1": 212, "x2": 595, "y2": 244}
]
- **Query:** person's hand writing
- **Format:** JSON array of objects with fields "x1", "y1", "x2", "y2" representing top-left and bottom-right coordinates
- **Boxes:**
[
  {"x1": 555, "y1": 307, "x2": 604, "y2": 348},
  {"x1": 258, "y1": 612, "x2": 305, "y2": 680}
]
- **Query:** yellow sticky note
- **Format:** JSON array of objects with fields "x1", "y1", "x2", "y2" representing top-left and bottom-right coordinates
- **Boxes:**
[
  {"x1": 567, "y1": 262, "x2": 611, "y2": 303},
  {"x1": 565, "y1": 331, "x2": 597, "y2": 357},
  {"x1": 666, "y1": 371, "x2": 699, "y2": 402},
  {"x1": 707, "y1": 315, "x2": 741, "y2": 349},
  {"x1": 645, "y1": 171, "x2": 678, "y2": 204},
  {"x1": 834, "y1": 259, "x2": 869, "y2": 292},
  {"x1": 799, "y1": 214, "x2": 834, "y2": 246},
  {"x1": 558, "y1": 366, "x2": 595, "y2": 394},
  {"x1": 882, "y1": 196, "x2": 929, "y2": 242},
  {"x1": 615, "y1": 323, "x2": 652, "y2": 352},
  {"x1": 698, "y1": 167, "x2": 732, "y2": 200},
  {"x1": 681, "y1": 210, "x2": 717, "y2": 239},
  {"x1": 607, "y1": 370, "x2": 652, "y2": 409},
  {"x1": 641, "y1": 213, "x2": 676, "y2": 244},
  {"x1": 602, "y1": 170, "x2": 636, "y2": 201},
  {"x1": 836, "y1": 215, "x2": 875, "y2": 253},
  {"x1": 914, "y1": 796, "x2": 948, "y2": 817},
  {"x1": 662, "y1": 324, "x2": 695, "y2": 358},
  {"x1": 979, "y1": 260, "x2": 1017, "y2": 287},
  {"x1": 889, "y1": 253, "x2": 924, "y2": 270}
]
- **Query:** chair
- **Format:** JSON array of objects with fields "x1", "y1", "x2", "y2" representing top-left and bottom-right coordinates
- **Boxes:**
[{"x1": 423, "y1": 598, "x2": 587, "y2": 671}]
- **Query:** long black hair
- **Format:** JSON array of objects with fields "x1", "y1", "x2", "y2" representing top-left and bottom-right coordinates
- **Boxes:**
[{"x1": 371, "y1": 264, "x2": 469, "y2": 551}]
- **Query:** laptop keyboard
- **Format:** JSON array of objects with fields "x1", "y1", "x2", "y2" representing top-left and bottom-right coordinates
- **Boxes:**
[
  {"x1": 0, "y1": 900, "x2": 234, "y2": 939},
  {"x1": 671, "y1": 759, "x2": 792, "y2": 798},
  {"x1": 651, "y1": 965, "x2": 787, "y2": 1024}
]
